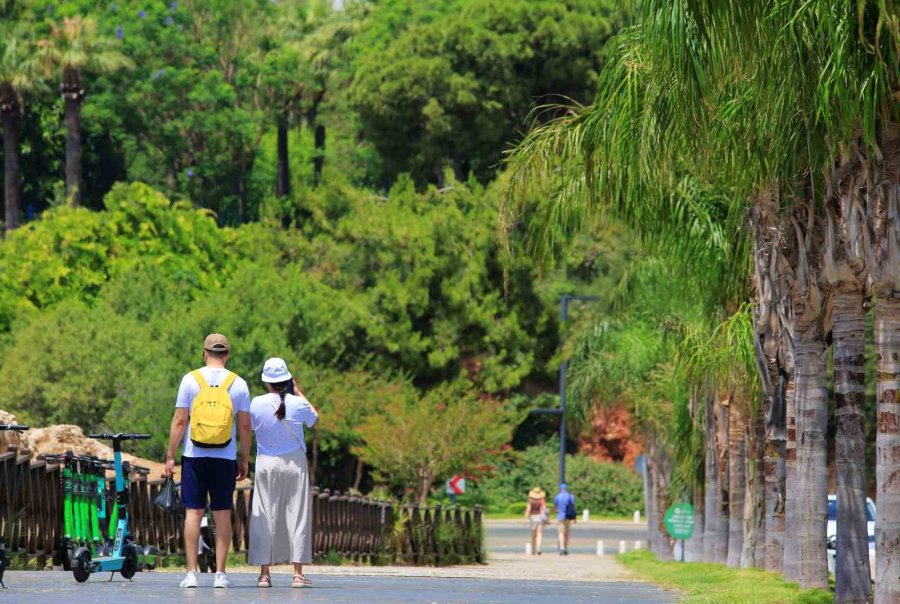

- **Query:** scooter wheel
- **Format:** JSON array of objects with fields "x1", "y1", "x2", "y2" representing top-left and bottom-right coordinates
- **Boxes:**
[
  {"x1": 120, "y1": 544, "x2": 138, "y2": 580},
  {"x1": 72, "y1": 548, "x2": 92, "y2": 583},
  {"x1": 198, "y1": 552, "x2": 210, "y2": 573}
]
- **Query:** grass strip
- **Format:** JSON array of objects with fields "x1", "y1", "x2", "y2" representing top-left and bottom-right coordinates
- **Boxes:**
[{"x1": 618, "y1": 549, "x2": 832, "y2": 604}]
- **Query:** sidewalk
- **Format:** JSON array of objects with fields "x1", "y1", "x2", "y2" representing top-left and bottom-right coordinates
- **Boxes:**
[{"x1": 230, "y1": 551, "x2": 634, "y2": 583}]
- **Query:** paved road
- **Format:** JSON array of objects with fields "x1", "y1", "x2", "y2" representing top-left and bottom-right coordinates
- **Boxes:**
[
  {"x1": 0, "y1": 521, "x2": 671, "y2": 603},
  {"x1": 485, "y1": 520, "x2": 648, "y2": 555},
  {"x1": 2, "y1": 571, "x2": 673, "y2": 603}
]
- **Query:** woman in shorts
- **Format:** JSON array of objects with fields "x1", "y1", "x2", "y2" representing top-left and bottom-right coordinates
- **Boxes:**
[{"x1": 524, "y1": 487, "x2": 548, "y2": 555}]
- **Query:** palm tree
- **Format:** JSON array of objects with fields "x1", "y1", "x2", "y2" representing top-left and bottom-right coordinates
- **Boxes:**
[
  {"x1": 37, "y1": 16, "x2": 130, "y2": 207},
  {"x1": 823, "y1": 146, "x2": 872, "y2": 602},
  {"x1": 701, "y1": 385, "x2": 719, "y2": 563},
  {"x1": 749, "y1": 189, "x2": 789, "y2": 572},
  {"x1": 503, "y1": 1, "x2": 899, "y2": 595},
  {"x1": 863, "y1": 123, "x2": 900, "y2": 603},
  {"x1": 0, "y1": 24, "x2": 39, "y2": 231}
]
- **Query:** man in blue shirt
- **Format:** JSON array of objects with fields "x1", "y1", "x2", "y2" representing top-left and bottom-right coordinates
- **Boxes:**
[{"x1": 553, "y1": 484, "x2": 576, "y2": 555}]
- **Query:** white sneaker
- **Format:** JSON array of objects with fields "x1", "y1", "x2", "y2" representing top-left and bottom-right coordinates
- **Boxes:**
[
  {"x1": 214, "y1": 572, "x2": 232, "y2": 588},
  {"x1": 179, "y1": 571, "x2": 198, "y2": 588}
]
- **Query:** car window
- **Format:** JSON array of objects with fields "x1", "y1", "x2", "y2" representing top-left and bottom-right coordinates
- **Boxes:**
[{"x1": 827, "y1": 499, "x2": 875, "y2": 522}]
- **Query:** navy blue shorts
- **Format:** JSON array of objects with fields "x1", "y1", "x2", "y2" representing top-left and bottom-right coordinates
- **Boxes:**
[{"x1": 181, "y1": 456, "x2": 236, "y2": 511}]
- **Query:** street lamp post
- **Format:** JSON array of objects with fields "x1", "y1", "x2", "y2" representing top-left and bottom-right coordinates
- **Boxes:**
[{"x1": 531, "y1": 294, "x2": 599, "y2": 486}]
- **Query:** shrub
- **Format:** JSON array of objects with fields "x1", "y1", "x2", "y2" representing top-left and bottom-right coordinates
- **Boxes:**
[{"x1": 470, "y1": 438, "x2": 643, "y2": 517}]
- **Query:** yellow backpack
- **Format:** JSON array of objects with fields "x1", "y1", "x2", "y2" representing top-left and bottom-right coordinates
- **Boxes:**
[{"x1": 189, "y1": 370, "x2": 237, "y2": 448}]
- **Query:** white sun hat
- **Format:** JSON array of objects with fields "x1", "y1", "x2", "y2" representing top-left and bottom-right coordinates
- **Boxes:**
[{"x1": 261, "y1": 357, "x2": 293, "y2": 383}]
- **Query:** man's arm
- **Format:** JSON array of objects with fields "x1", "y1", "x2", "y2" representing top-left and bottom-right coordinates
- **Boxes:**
[
  {"x1": 165, "y1": 408, "x2": 189, "y2": 477},
  {"x1": 236, "y1": 411, "x2": 251, "y2": 481}
]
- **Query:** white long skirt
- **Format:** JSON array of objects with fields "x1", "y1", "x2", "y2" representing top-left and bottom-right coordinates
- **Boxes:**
[{"x1": 249, "y1": 448, "x2": 313, "y2": 565}]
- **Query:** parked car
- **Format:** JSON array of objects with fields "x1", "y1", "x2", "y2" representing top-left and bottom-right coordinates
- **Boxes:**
[{"x1": 825, "y1": 494, "x2": 876, "y2": 580}]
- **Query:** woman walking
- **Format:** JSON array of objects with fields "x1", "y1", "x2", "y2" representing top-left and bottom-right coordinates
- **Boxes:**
[
  {"x1": 525, "y1": 487, "x2": 548, "y2": 555},
  {"x1": 249, "y1": 358, "x2": 319, "y2": 588}
]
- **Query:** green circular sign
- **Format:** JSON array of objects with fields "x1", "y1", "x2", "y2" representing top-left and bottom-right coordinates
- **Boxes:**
[{"x1": 664, "y1": 502, "x2": 694, "y2": 540}]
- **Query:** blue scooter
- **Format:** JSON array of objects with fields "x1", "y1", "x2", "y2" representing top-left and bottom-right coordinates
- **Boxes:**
[{"x1": 71, "y1": 433, "x2": 150, "y2": 583}]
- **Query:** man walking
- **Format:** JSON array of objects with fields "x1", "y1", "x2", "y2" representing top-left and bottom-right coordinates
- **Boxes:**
[
  {"x1": 165, "y1": 333, "x2": 251, "y2": 588},
  {"x1": 553, "y1": 484, "x2": 577, "y2": 555}
]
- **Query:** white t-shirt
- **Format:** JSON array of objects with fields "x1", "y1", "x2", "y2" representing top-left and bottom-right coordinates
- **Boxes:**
[
  {"x1": 175, "y1": 367, "x2": 251, "y2": 460},
  {"x1": 250, "y1": 392, "x2": 318, "y2": 457}
]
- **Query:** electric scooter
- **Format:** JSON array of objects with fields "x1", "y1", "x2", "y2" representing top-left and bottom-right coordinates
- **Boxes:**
[
  {"x1": 42, "y1": 452, "x2": 114, "y2": 567},
  {"x1": 70, "y1": 433, "x2": 150, "y2": 583},
  {"x1": 0, "y1": 423, "x2": 29, "y2": 588}
]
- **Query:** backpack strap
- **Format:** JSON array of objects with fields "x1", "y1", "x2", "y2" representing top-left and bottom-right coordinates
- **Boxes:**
[
  {"x1": 191, "y1": 370, "x2": 208, "y2": 389},
  {"x1": 219, "y1": 371, "x2": 238, "y2": 391}
]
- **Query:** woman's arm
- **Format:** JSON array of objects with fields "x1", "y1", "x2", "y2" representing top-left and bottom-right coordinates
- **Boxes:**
[{"x1": 292, "y1": 379, "x2": 319, "y2": 427}]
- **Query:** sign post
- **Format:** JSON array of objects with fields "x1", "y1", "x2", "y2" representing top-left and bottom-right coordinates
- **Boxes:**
[
  {"x1": 663, "y1": 502, "x2": 694, "y2": 561},
  {"x1": 445, "y1": 475, "x2": 466, "y2": 504}
]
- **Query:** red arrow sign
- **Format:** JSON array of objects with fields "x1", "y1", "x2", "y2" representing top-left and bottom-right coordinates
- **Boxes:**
[{"x1": 448, "y1": 475, "x2": 466, "y2": 495}]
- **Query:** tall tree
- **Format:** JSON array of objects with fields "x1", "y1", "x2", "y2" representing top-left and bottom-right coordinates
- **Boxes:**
[
  {"x1": 863, "y1": 123, "x2": 900, "y2": 603},
  {"x1": 0, "y1": 23, "x2": 38, "y2": 231},
  {"x1": 38, "y1": 16, "x2": 130, "y2": 206},
  {"x1": 352, "y1": 0, "x2": 616, "y2": 186},
  {"x1": 823, "y1": 146, "x2": 872, "y2": 602}
]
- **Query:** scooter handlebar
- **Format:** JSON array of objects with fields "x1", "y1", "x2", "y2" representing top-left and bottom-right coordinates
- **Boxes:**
[
  {"x1": 87, "y1": 433, "x2": 151, "y2": 441},
  {"x1": 0, "y1": 424, "x2": 29, "y2": 431}
]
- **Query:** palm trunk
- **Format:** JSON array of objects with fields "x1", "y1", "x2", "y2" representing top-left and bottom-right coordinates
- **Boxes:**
[
  {"x1": 2, "y1": 111, "x2": 21, "y2": 231},
  {"x1": 276, "y1": 112, "x2": 290, "y2": 198},
  {"x1": 875, "y1": 296, "x2": 900, "y2": 603},
  {"x1": 715, "y1": 399, "x2": 730, "y2": 564},
  {"x1": 656, "y1": 466, "x2": 672, "y2": 561},
  {"x1": 727, "y1": 402, "x2": 746, "y2": 568},
  {"x1": 646, "y1": 456, "x2": 659, "y2": 555},
  {"x1": 745, "y1": 409, "x2": 767, "y2": 568},
  {"x1": 794, "y1": 315, "x2": 829, "y2": 589},
  {"x1": 646, "y1": 433, "x2": 672, "y2": 560},
  {"x1": 685, "y1": 483, "x2": 704, "y2": 561},
  {"x1": 653, "y1": 444, "x2": 673, "y2": 561},
  {"x1": 703, "y1": 393, "x2": 719, "y2": 562},
  {"x1": 765, "y1": 374, "x2": 787, "y2": 572},
  {"x1": 783, "y1": 366, "x2": 800, "y2": 581},
  {"x1": 62, "y1": 69, "x2": 84, "y2": 207},
  {"x1": 832, "y1": 291, "x2": 870, "y2": 603}
]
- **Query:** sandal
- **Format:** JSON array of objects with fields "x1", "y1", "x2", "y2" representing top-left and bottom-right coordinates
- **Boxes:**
[
  {"x1": 292, "y1": 574, "x2": 312, "y2": 588},
  {"x1": 257, "y1": 576, "x2": 271, "y2": 588}
]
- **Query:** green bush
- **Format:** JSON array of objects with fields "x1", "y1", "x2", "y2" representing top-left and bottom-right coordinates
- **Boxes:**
[
  {"x1": 470, "y1": 438, "x2": 643, "y2": 517},
  {"x1": 507, "y1": 502, "x2": 526, "y2": 516}
]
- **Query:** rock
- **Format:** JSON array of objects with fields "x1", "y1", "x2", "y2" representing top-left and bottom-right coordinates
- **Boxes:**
[{"x1": 0, "y1": 410, "x2": 27, "y2": 453}]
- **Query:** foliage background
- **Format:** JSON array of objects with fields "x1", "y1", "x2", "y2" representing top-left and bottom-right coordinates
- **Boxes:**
[{"x1": 0, "y1": 0, "x2": 645, "y2": 511}]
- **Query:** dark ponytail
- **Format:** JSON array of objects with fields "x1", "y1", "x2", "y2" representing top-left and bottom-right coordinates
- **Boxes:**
[{"x1": 273, "y1": 380, "x2": 291, "y2": 419}]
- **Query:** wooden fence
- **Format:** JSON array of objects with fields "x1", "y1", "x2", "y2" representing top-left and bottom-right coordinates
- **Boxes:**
[
  {"x1": 394, "y1": 503, "x2": 485, "y2": 566},
  {"x1": 0, "y1": 449, "x2": 482, "y2": 567}
]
